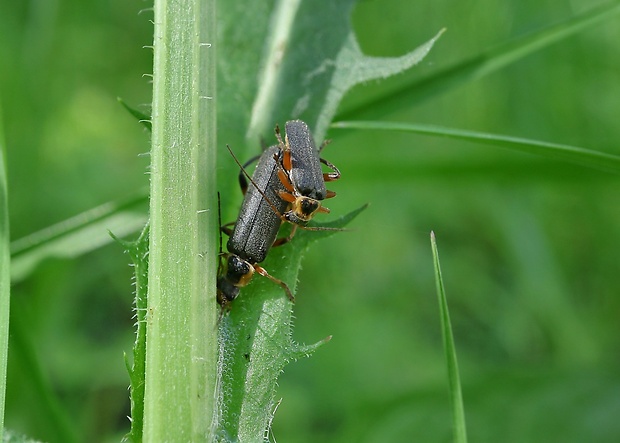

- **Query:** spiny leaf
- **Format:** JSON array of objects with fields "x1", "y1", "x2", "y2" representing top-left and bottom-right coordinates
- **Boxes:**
[
  {"x1": 217, "y1": 205, "x2": 367, "y2": 441},
  {"x1": 215, "y1": 0, "x2": 441, "y2": 440},
  {"x1": 337, "y1": 0, "x2": 620, "y2": 120},
  {"x1": 288, "y1": 335, "x2": 332, "y2": 361},
  {"x1": 112, "y1": 224, "x2": 149, "y2": 443},
  {"x1": 294, "y1": 203, "x2": 369, "y2": 247},
  {"x1": 246, "y1": 0, "x2": 444, "y2": 143}
]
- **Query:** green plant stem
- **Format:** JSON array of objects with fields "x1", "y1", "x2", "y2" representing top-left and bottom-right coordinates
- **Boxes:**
[{"x1": 143, "y1": 0, "x2": 217, "y2": 441}]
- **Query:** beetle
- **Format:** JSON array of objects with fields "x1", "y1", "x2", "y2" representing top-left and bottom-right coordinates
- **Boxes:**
[
  {"x1": 217, "y1": 145, "x2": 295, "y2": 309},
  {"x1": 272, "y1": 119, "x2": 341, "y2": 239},
  {"x1": 218, "y1": 121, "x2": 344, "y2": 308},
  {"x1": 236, "y1": 120, "x2": 342, "y2": 244},
  {"x1": 279, "y1": 120, "x2": 340, "y2": 201}
]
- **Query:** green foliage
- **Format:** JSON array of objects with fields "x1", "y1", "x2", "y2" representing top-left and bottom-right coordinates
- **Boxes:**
[
  {"x1": 431, "y1": 232, "x2": 467, "y2": 443},
  {"x1": 333, "y1": 121, "x2": 620, "y2": 173},
  {"x1": 215, "y1": 0, "x2": 441, "y2": 437},
  {"x1": 10, "y1": 191, "x2": 148, "y2": 283},
  {"x1": 216, "y1": 205, "x2": 367, "y2": 441},
  {"x1": 339, "y1": 0, "x2": 620, "y2": 119},
  {"x1": 0, "y1": 103, "x2": 10, "y2": 442},
  {"x1": 2, "y1": 0, "x2": 620, "y2": 442},
  {"x1": 111, "y1": 225, "x2": 149, "y2": 443},
  {"x1": 117, "y1": 98, "x2": 152, "y2": 132},
  {"x1": 1, "y1": 429, "x2": 43, "y2": 443}
]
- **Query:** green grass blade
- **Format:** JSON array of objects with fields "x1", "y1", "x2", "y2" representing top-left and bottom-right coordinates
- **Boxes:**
[
  {"x1": 2, "y1": 105, "x2": 67, "y2": 443},
  {"x1": 8, "y1": 305, "x2": 78, "y2": 443},
  {"x1": 337, "y1": 0, "x2": 620, "y2": 119},
  {"x1": 333, "y1": 121, "x2": 620, "y2": 174},
  {"x1": 143, "y1": 0, "x2": 217, "y2": 441},
  {"x1": 0, "y1": 101, "x2": 10, "y2": 441},
  {"x1": 430, "y1": 232, "x2": 467, "y2": 443},
  {"x1": 10, "y1": 190, "x2": 148, "y2": 283}
]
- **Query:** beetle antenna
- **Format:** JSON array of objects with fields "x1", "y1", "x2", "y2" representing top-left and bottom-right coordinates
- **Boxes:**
[
  {"x1": 274, "y1": 124, "x2": 286, "y2": 150},
  {"x1": 227, "y1": 145, "x2": 346, "y2": 234},
  {"x1": 226, "y1": 144, "x2": 287, "y2": 221}
]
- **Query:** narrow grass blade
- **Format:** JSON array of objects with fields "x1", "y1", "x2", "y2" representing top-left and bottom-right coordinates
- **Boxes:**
[
  {"x1": 333, "y1": 121, "x2": 620, "y2": 174},
  {"x1": 0, "y1": 102, "x2": 11, "y2": 441},
  {"x1": 9, "y1": 305, "x2": 78, "y2": 443},
  {"x1": 430, "y1": 231, "x2": 468, "y2": 443},
  {"x1": 10, "y1": 190, "x2": 148, "y2": 283},
  {"x1": 337, "y1": 0, "x2": 620, "y2": 119}
]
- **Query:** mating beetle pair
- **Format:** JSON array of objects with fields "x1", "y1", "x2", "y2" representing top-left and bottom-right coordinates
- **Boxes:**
[{"x1": 217, "y1": 120, "x2": 340, "y2": 308}]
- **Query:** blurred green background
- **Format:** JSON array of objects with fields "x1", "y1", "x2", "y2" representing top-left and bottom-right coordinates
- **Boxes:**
[{"x1": 2, "y1": 0, "x2": 620, "y2": 442}]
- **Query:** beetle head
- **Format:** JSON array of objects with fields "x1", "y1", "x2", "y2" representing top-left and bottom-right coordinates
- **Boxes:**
[{"x1": 285, "y1": 196, "x2": 325, "y2": 225}]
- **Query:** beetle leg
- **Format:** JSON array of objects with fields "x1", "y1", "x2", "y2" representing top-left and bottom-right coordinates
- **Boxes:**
[
  {"x1": 273, "y1": 224, "x2": 298, "y2": 248},
  {"x1": 320, "y1": 158, "x2": 341, "y2": 182},
  {"x1": 254, "y1": 265, "x2": 295, "y2": 302},
  {"x1": 220, "y1": 221, "x2": 236, "y2": 237}
]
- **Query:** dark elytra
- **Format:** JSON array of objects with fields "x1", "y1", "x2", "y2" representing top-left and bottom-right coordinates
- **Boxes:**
[
  {"x1": 227, "y1": 145, "x2": 288, "y2": 265},
  {"x1": 284, "y1": 120, "x2": 327, "y2": 201}
]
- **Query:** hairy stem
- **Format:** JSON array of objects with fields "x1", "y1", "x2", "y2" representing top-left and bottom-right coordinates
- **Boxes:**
[{"x1": 143, "y1": 0, "x2": 218, "y2": 440}]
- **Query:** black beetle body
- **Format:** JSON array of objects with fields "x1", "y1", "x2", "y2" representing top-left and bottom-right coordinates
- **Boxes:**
[
  {"x1": 274, "y1": 120, "x2": 341, "y2": 227},
  {"x1": 227, "y1": 145, "x2": 288, "y2": 263},
  {"x1": 217, "y1": 145, "x2": 293, "y2": 308},
  {"x1": 284, "y1": 120, "x2": 327, "y2": 200}
]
